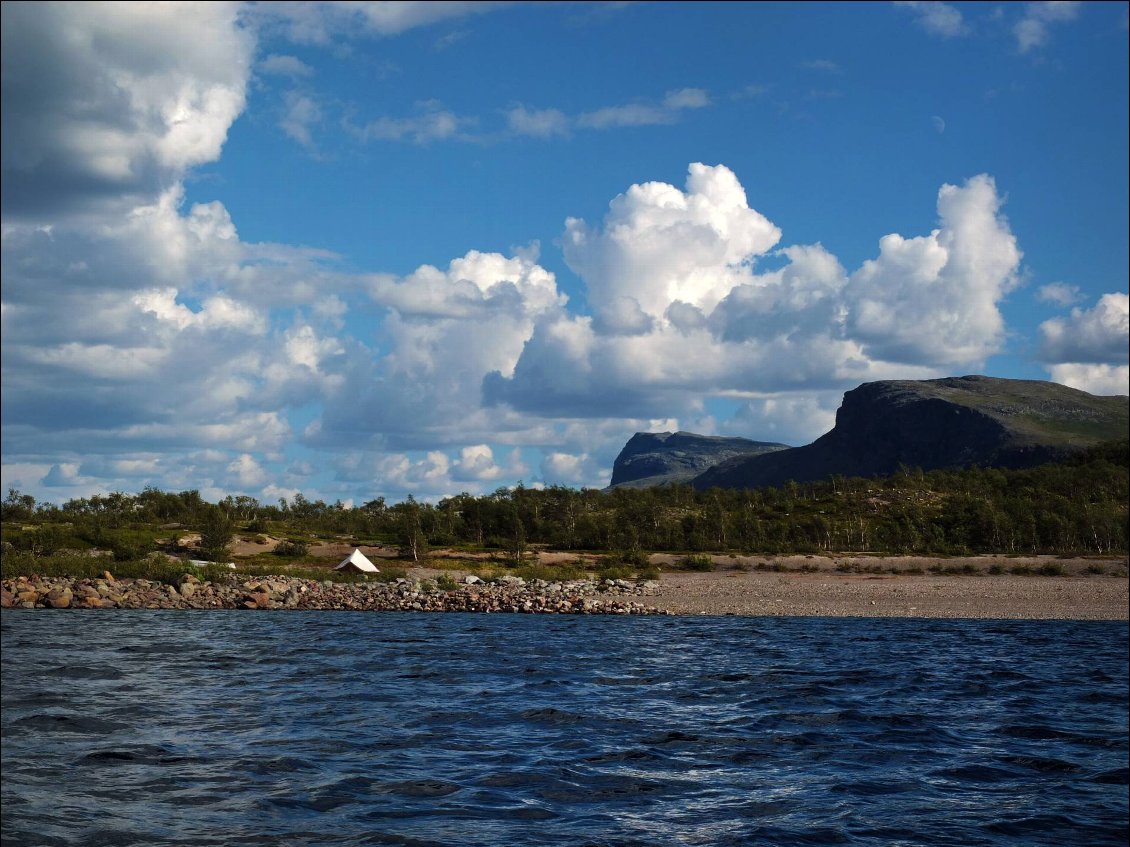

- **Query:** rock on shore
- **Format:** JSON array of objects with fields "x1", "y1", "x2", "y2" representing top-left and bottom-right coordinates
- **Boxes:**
[{"x1": 0, "y1": 573, "x2": 666, "y2": 615}]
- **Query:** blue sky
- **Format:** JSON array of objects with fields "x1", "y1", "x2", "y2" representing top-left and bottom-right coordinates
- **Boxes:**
[{"x1": 2, "y1": 1, "x2": 1127, "y2": 506}]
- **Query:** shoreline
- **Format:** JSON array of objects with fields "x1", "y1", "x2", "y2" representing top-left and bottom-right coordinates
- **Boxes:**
[{"x1": 2, "y1": 555, "x2": 1127, "y2": 620}]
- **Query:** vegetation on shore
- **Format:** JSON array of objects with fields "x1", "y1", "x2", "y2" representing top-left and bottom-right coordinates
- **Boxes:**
[{"x1": 2, "y1": 441, "x2": 1126, "y2": 584}]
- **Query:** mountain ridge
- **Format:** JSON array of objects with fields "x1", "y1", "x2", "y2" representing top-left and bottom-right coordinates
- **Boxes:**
[
  {"x1": 608, "y1": 431, "x2": 790, "y2": 489},
  {"x1": 607, "y1": 376, "x2": 1128, "y2": 491}
]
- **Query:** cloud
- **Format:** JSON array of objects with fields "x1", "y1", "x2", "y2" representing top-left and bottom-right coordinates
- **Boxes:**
[
  {"x1": 562, "y1": 163, "x2": 782, "y2": 329},
  {"x1": 1045, "y1": 364, "x2": 1129, "y2": 397},
  {"x1": 540, "y1": 451, "x2": 599, "y2": 485},
  {"x1": 507, "y1": 105, "x2": 570, "y2": 138},
  {"x1": 718, "y1": 393, "x2": 842, "y2": 446},
  {"x1": 354, "y1": 101, "x2": 473, "y2": 144},
  {"x1": 577, "y1": 87, "x2": 714, "y2": 129},
  {"x1": 894, "y1": 2, "x2": 968, "y2": 38},
  {"x1": 281, "y1": 92, "x2": 323, "y2": 149},
  {"x1": 1039, "y1": 293, "x2": 1130, "y2": 365},
  {"x1": 732, "y1": 84, "x2": 771, "y2": 100},
  {"x1": 453, "y1": 445, "x2": 504, "y2": 481},
  {"x1": 489, "y1": 166, "x2": 1016, "y2": 425},
  {"x1": 330, "y1": 442, "x2": 532, "y2": 500},
  {"x1": 1014, "y1": 1, "x2": 1081, "y2": 52},
  {"x1": 309, "y1": 248, "x2": 568, "y2": 452},
  {"x1": 1036, "y1": 282, "x2": 1083, "y2": 306},
  {"x1": 799, "y1": 59, "x2": 842, "y2": 73},
  {"x1": 0, "y1": 0, "x2": 1076, "y2": 503},
  {"x1": 663, "y1": 87, "x2": 711, "y2": 110},
  {"x1": 0, "y1": 1, "x2": 252, "y2": 221},
  {"x1": 577, "y1": 103, "x2": 674, "y2": 129},
  {"x1": 353, "y1": 86, "x2": 712, "y2": 144},
  {"x1": 228, "y1": 453, "x2": 269, "y2": 488},
  {"x1": 258, "y1": 54, "x2": 314, "y2": 78},
  {"x1": 433, "y1": 29, "x2": 469, "y2": 50},
  {"x1": 846, "y1": 174, "x2": 1022, "y2": 366},
  {"x1": 253, "y1": 1, "x2": 512, "y2": 45}
]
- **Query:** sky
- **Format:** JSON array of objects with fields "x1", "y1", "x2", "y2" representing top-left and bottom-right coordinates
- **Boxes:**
[{"x1": 2, "y1": 0, "x2": 1128, "y2": 507}]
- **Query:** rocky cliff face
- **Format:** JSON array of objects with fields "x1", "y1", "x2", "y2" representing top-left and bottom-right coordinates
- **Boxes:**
[
  {"x1": 693, "y1": 375, "x2": 1129, "y2": 491},
  {"x1": 609, "y1": 431, "x2": 790, "y2": 489}
]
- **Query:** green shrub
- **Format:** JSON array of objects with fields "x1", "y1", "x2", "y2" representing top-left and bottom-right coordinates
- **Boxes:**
[
  {"x1": 1037, "y1": 562, "x2": 1066, "y2": 577},
  {"x1": 111, "y1": 539, "x2": 151, "y2": 562},
  {"x1": 595, "y1": 561, "x2": 635, "y2": 580},
  {"x1": 677, "y1": 554, "x2": 715, "y2": 572},
  {"x1": 273, "y1": 538, "x2": 309, "y2": 557},
  {"x1": 610, "y1": 548, "x2": 650, "y2": 567}
]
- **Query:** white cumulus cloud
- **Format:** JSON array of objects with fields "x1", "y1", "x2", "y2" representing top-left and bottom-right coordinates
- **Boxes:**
[
  {"x1": 846, "y1": 174, "x2": 1021, "y2": 366},
  {"x1": 1045, "y1": 364, "x2": 1129, "y2": 397},
  {"x1": 489, "y1": 166, "x2": 1014, "y2": 427},
  {"x1": 1039, "y1": 293, "x2": 1130, "y2": 365},
  {"x1": 563, "y1": 163, "x2": 782, "y2": 331}
]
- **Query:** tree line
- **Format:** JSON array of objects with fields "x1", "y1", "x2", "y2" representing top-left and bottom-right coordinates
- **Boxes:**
[{"x1": 3, "y1": 440, "x2": 1126, "y2": 560}]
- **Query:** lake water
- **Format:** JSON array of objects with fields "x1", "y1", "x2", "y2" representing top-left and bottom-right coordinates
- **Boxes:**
[{"x1": 1, "y1": 612, "x2": 1126, "y2": 846}]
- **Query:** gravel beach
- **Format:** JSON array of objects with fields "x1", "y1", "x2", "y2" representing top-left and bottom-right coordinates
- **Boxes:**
[{"x1": 649, "y1": 556, "x2": 1129, "y2": 620}]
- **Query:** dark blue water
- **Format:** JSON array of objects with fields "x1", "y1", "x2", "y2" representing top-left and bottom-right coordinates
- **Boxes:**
[{"x1": 1, "y1": 613, "x2": 1126, "y2": 847}]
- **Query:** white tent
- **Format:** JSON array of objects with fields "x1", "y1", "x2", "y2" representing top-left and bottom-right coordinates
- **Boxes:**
[{"x1": 334, "y1": 548, "x2": 380, "y2": 573}]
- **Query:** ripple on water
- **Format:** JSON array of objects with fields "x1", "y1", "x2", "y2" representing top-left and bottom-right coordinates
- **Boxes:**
[{"x1": 1, "y1": 612, "x2": 1127, "y2": 847}]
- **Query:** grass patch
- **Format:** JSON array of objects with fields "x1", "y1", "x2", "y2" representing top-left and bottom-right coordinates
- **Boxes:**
[
  {"x1": 515, "y1": 563, "x2": 587, "y2": 583},
  {"x1": 596, "y1": 563, "x2": 636, "y2": 581},
  {"x1": 1, "y1": 551, "x2": 231, "y2": 586}
]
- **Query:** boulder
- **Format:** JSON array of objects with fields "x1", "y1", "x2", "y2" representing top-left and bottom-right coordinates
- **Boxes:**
[{"x1": 45, "y1": 587, "x2": 73, "y2": 609}]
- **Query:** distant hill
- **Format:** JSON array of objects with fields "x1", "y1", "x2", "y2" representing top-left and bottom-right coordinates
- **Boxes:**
[
  {"x1": 608, "y1": 431, "x2": 790, "y2": 489},
  {"x1": 693, "y1": 375, "x2": 1129, "y2": 491}
]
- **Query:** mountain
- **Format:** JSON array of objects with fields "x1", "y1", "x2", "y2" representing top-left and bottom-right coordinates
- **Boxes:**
[
  {"x1": 608, "y1": 431, "x2": 790, "y2": 489},
  {"x1": 693, "y1": 375, "x2": 1129, "y2": 491}
]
